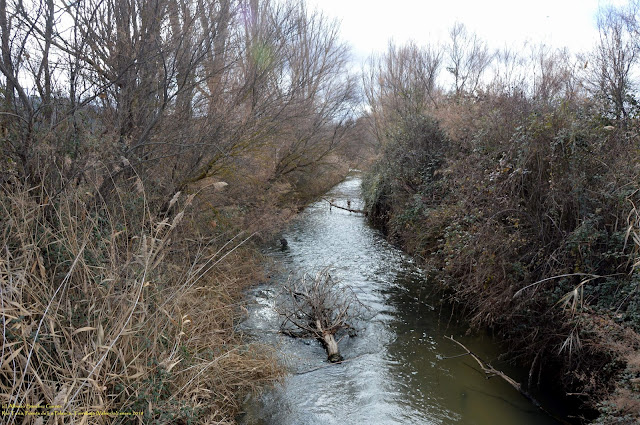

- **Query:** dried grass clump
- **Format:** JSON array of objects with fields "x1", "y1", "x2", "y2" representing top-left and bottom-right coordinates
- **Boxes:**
[{"x1": 0, "y1": 179, "x2": 282, "y2": 424}]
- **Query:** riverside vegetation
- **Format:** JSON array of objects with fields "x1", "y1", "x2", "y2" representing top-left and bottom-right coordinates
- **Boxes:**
[
  {"x1": 2, "y1": 0, "x2": 640, "y2": 423},
  {"x1": 0, "y1": 0, "x2": 372, "y2": 423},
  {"x1": 362, "y1": 3, "x2": 640, "y2": 424}
]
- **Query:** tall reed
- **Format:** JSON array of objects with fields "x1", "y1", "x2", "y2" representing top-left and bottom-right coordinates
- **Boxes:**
[{"x1": 0, "y1": 178, "x2": 280, "y2": 424}]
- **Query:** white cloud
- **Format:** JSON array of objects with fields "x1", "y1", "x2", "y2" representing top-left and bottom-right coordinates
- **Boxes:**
[{"x1": 309, "y1": 0, "x2": 626, "y2": 64}]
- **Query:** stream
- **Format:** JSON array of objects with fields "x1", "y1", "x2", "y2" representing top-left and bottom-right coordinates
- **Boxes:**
[{"x1": 239, "y1": 174, "x2": 561, "y2": 425}]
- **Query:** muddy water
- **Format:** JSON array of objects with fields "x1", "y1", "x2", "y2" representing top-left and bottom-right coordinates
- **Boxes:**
[{"x1": 240, "y1": 175, "x2": 560, "y2": 425}]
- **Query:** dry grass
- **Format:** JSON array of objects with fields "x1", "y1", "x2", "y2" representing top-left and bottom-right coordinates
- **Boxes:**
[{"x1": 0, "y1": 177, "x2": 282, "y2": 424}]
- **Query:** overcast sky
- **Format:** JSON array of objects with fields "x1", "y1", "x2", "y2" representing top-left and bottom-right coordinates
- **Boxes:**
[{"x1": 308, "y1": 0, "x2": 629, "y2": 64}]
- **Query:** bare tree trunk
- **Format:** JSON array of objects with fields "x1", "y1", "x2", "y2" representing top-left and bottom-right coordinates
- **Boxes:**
[
  {"x1": 170, "y1": 0, "x2": 194, "y2": 118},
  {"x1": 0, "y1": 0, "x2": 14, "y2": 108},
  {"x1": 202, "y1": 0, "x2": 231, "y2": 115},
  {"x1": 40, "y1": 0, "x2": 54, "y2": 122},
  {"x1": 320, "y1": 330, "x2": 343, "y2": 363},
  {"x1": 316, "y1": 319, "x2": 342, "y2": 362},
  {"x1": 115, "y1": 0, "x2": 136, "y2": 147}
]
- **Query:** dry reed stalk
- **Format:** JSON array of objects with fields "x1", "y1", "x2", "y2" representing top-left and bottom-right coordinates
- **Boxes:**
[{"x1": 0, "y1": 180, "x2": 282, "y2": 424}]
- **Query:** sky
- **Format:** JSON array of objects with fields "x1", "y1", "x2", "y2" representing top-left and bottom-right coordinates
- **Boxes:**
[{"x1": 308, "y1": 0, "x2": 630, "y2": 64}]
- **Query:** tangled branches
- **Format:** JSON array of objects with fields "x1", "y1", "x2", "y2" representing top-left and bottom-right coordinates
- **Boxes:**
[{"x1": 276, "y1": 268, "x2": 367, "y2": 362}]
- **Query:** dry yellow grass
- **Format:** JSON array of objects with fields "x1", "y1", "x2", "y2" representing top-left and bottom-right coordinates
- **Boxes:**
[{"x1": 0, "y1": 179, "x2": 282, "y2": 424}]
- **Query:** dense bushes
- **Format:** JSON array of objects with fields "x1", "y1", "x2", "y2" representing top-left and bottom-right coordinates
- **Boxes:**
[
  {"x1": 361, "y1": 5, "x2": 640, "y2": 420},
  {"x1": 363, "y1": 93, "x2": 640, "y2": 421},
  {"x1": 362, "y1": 113, "x2": 448, "y2": 232}
]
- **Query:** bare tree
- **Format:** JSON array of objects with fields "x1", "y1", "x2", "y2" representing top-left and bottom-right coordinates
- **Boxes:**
[
  {"x1": 0, "y1": 0, "x2": 356, "y2": 202},
  {"x1": 277, "y1": 268, "x2": 367, "y2": 362},
  {"x1": 588, "y1": 3, "x2": 638, "y2": 122},
  {"x1": 0, "y1": 0, "x2": 13, "y2": 108},
  {"x1": 364, "y1": 41, "x2": 442, "y2": 145},
  {"x1": 488, "y1": 45, "x2": 527, "y2": 97},
  {"x1": 529, "y1": 45, "x2": 579, "y2": 106},
  {"x1": 446, "y1": 22, "x2": 493, "y2": 97},
  {"x1": 270, "y1": 4, "x2": 356, "y2": 180}
]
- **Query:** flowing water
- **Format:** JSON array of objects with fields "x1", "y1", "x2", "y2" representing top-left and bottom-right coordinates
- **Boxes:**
[{"x1": 239, "y1": 175, "x2": 561, "y2": 425}]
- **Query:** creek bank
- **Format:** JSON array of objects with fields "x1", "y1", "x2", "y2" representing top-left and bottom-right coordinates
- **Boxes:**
[
  {"x1": 361, "y1": 150, "x2": 640, "y2": 424},
  {"x1": 239, "y1": 175, "x2": 562, "y2": 425}
]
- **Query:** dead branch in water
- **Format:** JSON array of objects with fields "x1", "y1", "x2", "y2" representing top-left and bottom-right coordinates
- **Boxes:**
[
  {"x1": 446, "y1": 336, "x2": 521, "y2": 390},
  {"x1": 275, "y1": 268, "x2": 367, "y2": 362},
  {"x1": 445, "y1": 336, "x2": 572, "y2": 425},
  {"x1": 323, "y1": 198, "x2": 367, "y2": 214}
]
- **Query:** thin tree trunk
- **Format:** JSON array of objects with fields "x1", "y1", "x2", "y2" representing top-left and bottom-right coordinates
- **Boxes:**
[
  {"x1": 0, "y1": 0, "x2": 14, "y2": 107},
  {"x1": 316, "y1": 319, "x2": 343, "y2": 362}
]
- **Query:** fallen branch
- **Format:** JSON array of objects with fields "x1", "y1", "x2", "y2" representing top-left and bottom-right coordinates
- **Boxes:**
[
  {"x1": 445, "y1": 336, "x2": 572, "y2": 425},
  {"x1": 446, "y1": 336, "x2": 522, "y2": 391},
  {"x1": 275, "y1": 268, "x2": 367, "y2": 362},
  {"x1": 323, "y1": 198, "x2": 366, "y2": 215}
]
